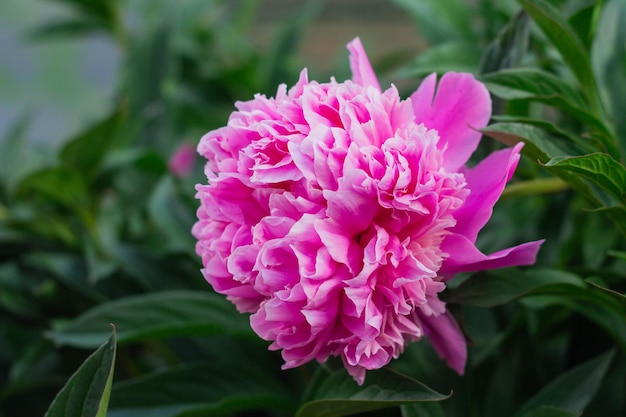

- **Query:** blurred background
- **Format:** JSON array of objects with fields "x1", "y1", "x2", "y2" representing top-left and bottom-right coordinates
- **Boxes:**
[{"x1": 0, "y1": 0, "x2": 425, "y2": 149}]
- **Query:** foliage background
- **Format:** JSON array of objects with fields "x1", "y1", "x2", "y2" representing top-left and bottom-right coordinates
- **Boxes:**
[{"x1": 1, "y1": 0, "x2": 625, "y2": 416}]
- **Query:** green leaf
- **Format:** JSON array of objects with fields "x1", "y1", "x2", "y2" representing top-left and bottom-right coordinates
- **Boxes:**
[
  {"x1": 395, "y1": 41, "x2": 481, "y2": 78},
  {"x1": 0, "y1": 113, "x2": 46, "y2": 199},
  {"x1": 481, "y1": 123, "x2": 610, "y2": 205},
  {"x1": 390, "y1": 0, "x2": 474, "y2": 44},
  {"x1": 543, "y1": 153, "x2": 626, "y2": 204},
  {"x1": 481, "y1": 122, "x2": 575, "y2": 162},
  {"x1": 517, "y1": 406, "x2": 579, "y2": 417},
  {"x1": 44, "y1": 326, "x2": 117, "y2": 417},
  {"x1": 480, "y1": 11, "x2": 530, "y2": 73},
  {"x1": 481, "y1": 68, "x2": 609, "y2": 135},
  {"x1": 401, "y1": 401, "x2": 447, "y2": 417},
  {"x1": 444, "y1": 268, "x2": 584, "y2": 308},
  {"x1": 513, "y1": 350, "x2": 614, "y2": 416},
  {"x1": 518, "y1": 0, "x2": 599, "y2": 110},
  {"x1": 47, "y1": 290, "x2": 252, "y2": 348},
  {"x1": 148, "y1": 176, "x2": 196, "y2": 253},
  {"x1": 522, "y1": 284, "x2": 626, "y2": 349},
  {"x1": 60, "y1": 110, "x2": 123, "y2": 183},
  {"x1": 108, "y1": 360, "x2": 294, "y2": 417},
  {"x1": 29, "y1": 19, "x2": 111, "y2": 40},
  {"x1": 17, "y1": 167, "x2": 90, "y2": 213},
  {"x1": 591, "y1": 0, "x2": 626, "y2": 157},
  {"x1": 296, "y1": 368, "x2": 450, "y2": 417}
]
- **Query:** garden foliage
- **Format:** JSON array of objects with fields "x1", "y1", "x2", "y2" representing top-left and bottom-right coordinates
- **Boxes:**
[{"x1": 0, "y1": 0, "x2": 625, "y2": 416}]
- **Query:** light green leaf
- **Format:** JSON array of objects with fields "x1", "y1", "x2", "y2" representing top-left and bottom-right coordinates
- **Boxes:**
[
  {"x1": 591, "y1": 0, "x2": 626, "y2": 156},
  {"x1": 296, "y1": 367, "x2": 450, "y2": 417},
  {"x1": 390, "y1": 0, "x2": 474, "y2": 44},
  {"x1": 44, "y1": 326, "x2": 117, "y2": 417},
  {"x1": 17, "y1": 167, "x2": 91, "y2": 216},
  {"x1": 108, "y1": 360, "x2": 295, "y2": 417},
  {"x1": 518, "y1": 0, "x2": 599, "y2": 110},
  {"x1": 513, "y1": 350, "x2": 614, "y2": 416},
  {"x1": 444, "y1": 268, "x2": 584, "y2": 308},
  {"x1": 0, "y1": 113, "x2": 46, "y2": 199},
  {"x1": 543, "y1": 153, "x2": 626, "y2": 204},
  {"x1": 47, "y1": 290, "x2": 252, "y2": 348}
]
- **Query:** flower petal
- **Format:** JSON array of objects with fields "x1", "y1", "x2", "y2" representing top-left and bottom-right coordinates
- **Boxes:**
[
  {"x1": 453, "y1": 143, "x2": 524, "y2": 242},
  {"x1": 420, "y1": 311, "x2": 466, "y2": 374},
  {"x1": 410, "y1": 72, "x2": 492, "y2": 171},
  {"x1": 348, "y1": 38, "x2": 381, "y2": 91},
  {"x1": 440, "y1": 234, "x2": 544, "y2": 277}
]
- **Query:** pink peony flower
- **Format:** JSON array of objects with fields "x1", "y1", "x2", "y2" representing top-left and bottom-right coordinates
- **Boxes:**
[{"x1": 193, "y1": 38, "x2": 543, "y2": 384}]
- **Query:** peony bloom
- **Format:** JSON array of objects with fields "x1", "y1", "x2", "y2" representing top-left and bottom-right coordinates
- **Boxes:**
[{"x1": 193, "y1": 38, "x2": 543, "y2": 384}]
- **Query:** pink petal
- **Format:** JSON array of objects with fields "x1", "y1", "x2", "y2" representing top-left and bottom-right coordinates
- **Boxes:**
[
  {"x1": 410, "y1": 72, "x2": 492, "y2": 171},
  {"x1": 453, "y1": 143, "x2": 524, "y2": 242},
  {"x1": 420, "y1": 311, "x2": 466, "y2": 374},
  {"x1": 440, "y1": 234, "x2": 544, "y2": 277},
  {"x1": 347, "y1": 38, "x2": 381, "y2": 91}
]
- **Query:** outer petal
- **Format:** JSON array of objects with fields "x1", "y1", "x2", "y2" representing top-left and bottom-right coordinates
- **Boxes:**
[
  {"x1": 410, "y1": 72, "x2": 491, "y2": 171},
  {"x1": 419, "y1": 311, "x2": 466, "y2": 374},
  {"x1": 440, "y1": 234, "x2": 544, "y2": 277},
  {"x1": 347, "y1": 38, "x2": 381, "y2": 91},
  {"x1": 452, "y1": 143, "x2": 524, "y2": 242}
]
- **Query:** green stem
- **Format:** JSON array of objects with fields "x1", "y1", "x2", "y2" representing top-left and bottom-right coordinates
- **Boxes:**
[{"x1": 502, "y1": 177, "x2": 569, "y2": 199}]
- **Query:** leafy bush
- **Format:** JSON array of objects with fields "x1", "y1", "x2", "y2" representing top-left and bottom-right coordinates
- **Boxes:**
[{"x1": 1, "y1": 1, "x2": 624, "y2": 416}]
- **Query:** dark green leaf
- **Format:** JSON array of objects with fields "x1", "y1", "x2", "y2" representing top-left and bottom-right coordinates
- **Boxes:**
[
  {"x1": 480, "y1": 11, "x2": 530, "y2": 73},
  {"x1": 522, "y1": 284, "x2": 626, "y2": 349},
  {"x1": 513, "y1": 350, "x2": 614, "y2": 416},
  {"x1": 108, "y1": 361, "x2": 294, "y2": 417},
  {"x1": 482, "y1": 123, "x2": 607, "y2": 205},
  {"x1": 517, "y1": 406, "x2": 579, "y2": 417},
  {"x1": 296, "y1": 368, "x2": 450, "y2": 417},
  {"x1": 543, "y1": 153, "x2": 626, "y2": 204},
  {"x1": 518, "y1": 0, "x2": 599, "y2": 110},
  {"x1": 47, "y1": 290, "x2": 252, "y2": 348},
  {"x1": 481, "y1": 122, "x2": 574, "y2": 162},
  {"x1": 444, "y1": 268, "x2": 584, "y2": 308},
  {"x1": 29, "y1": 19, "x2": 111, "y2": 40},
  {"x1": 481, "y1": 68, "x2": 609, "y2": 135},
  {"x1": 44, "y1": 326, "x2": 117, "y2": 417},
  {"x1": 24, "y1": 253, "x2": 108, "y2": 303},
  {"x1": 490, "y1": 115, "x2": 596, "y2": 153},
  {"x1": 401, "y1": 401, "x2": 447, "y2": 417},
  {"x1": 60, "y1": 111, "x2": 123, "y2": 183}
]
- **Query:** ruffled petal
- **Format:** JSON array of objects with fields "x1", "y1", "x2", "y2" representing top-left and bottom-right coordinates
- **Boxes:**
[
  {"x1": 410, "y1": 72, "x2": 492, "y2": 171},
  {"x1": 440, "y1": 234, "x2": 544, "y2": 277},
  {"x1": 420, "y1": 311, "x2": 466, "y2": 374},
  {"x1": 348, "y1": 38, "x2": 381, "y2": 91},
  {"x1": 453, "y1": 143, "x2": 524, "y2": 242}
]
